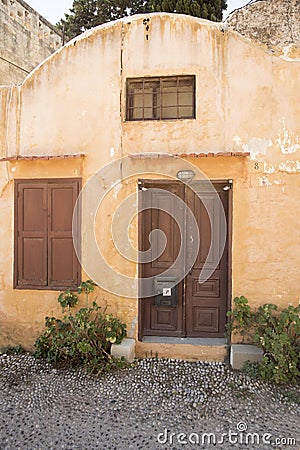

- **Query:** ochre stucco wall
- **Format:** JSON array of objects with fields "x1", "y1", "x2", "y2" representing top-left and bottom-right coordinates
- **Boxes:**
[{"x1": 0, "y1": 14, "x2": 299, "y2": 348}]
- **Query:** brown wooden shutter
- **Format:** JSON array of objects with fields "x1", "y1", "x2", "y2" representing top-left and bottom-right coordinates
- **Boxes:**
[
  {"x1": 15, "y1": 182, "x2": 48, "y2": 288},
  {"x1": 47, "y1": 180, "x2": 80, "y2": 289},
  {"x1": 15, "y1": 179, "x2": 81, "y2": 290}
]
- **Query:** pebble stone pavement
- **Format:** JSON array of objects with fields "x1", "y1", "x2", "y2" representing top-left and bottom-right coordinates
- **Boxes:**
[{"x1": 0, "y1": 354, "x2": 299, "y2": 450}]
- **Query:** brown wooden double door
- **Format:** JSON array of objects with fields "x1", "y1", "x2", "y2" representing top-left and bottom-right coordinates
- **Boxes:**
[{"x1": 139, "y1": 180, "x2": 229, "y2": 338}]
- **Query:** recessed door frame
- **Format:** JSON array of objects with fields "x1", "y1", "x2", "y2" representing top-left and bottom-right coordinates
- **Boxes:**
[{"x1": 138, "y1": 178, "x2": 232, "y2": 340}]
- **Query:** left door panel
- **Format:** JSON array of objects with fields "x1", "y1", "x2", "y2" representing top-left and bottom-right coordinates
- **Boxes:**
[{"x1": 139, "y1": 180, "x2": 185, "y2": 337}]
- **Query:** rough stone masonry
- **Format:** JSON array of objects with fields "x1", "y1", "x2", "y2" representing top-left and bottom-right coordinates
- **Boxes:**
[
  {"x1": 225, "y1": 0, "x2": 300, "y2": 58},
  {"x1": 0, "y1": 0, "x2": 63, "y2": 85}
]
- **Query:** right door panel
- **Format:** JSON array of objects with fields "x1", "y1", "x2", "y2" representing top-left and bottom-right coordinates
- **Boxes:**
[{"x1": 185, "y1": 182, "x2": 229, "y2": 337}]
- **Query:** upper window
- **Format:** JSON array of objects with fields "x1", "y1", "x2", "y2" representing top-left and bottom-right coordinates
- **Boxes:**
[
  {"x1": 126, "y1": 76, "x2": 195, "y2": 121},
  {"x1": 14, "y1": 179, "x2": 81, "y2": 290}
]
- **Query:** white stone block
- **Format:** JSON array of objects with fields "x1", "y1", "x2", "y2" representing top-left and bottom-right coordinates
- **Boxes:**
[
  {"x1": 111, "y1": 338, "x2": 135, "y2": 363},
  {"x1": 230, "y1": 344, "x2": 263, "y2": 370}
]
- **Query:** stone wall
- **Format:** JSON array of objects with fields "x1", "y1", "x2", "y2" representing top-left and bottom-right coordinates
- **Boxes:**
[
  {"x1": 0, "y1": 0, "x2": 63, "y2": 85},
  {"x1": 225, "y1": 0, "x2": 300, "y2": 58}
]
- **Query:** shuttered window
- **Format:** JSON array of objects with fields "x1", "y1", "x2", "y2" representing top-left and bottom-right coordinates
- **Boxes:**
[{"x1": 14, "y1": 179, "x2": 81, "y2": 290}]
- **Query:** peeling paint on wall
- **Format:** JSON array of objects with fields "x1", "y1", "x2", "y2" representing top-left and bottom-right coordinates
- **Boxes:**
[
  {"x1": 278, "y1": 160, "x2": 300, "y2": 173},
  {"x1": 245, "y1": 138, "x2": 272, "y2": 160},
  {"x1": 233, "y1": 135, "x2": 242, "y2": 147},
  {"x1": 262, "y1": 160, "x2": 300, "y2": 174},
  {"x1": 263, "y1": 162, "x2": 276, "y2": 174},
  {"x1": 276, "y1": 120, "x2": 300, "y2": 154},
  {"x1": 258, "y1": 176, "x2": 272, "y2": 186}
]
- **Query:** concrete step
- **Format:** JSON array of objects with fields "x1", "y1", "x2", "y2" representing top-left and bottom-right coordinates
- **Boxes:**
[
  {"x1": 230, "y1": 344, "x2": 263, "y2": 370},
  {"x1": 111, "y1": 338, "x2": 135, "y2": 363},
  {"x1": 136, "y1": 337, "x2": 227, "y2": 361}
]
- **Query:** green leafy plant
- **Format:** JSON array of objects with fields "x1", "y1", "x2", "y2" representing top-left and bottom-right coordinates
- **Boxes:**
[
  {"x1": 78, "y1": 279, "x2": 96, "y2": 307},
  {"x1": 227, "y1": 297, "x2": 300, "y2": 385},
  {"x1": 0, "y1": 344, "x2": 27, "y2": 355},
  {"x1": 35, "y1": 281, "x2": 127, "y2": 373},
  {"x1": 242, "y1": 360, "x2": 261, "y2": 380},
  {"x1": 57, "y1": 279, "x2": 96, "y2": 311},
  {"x1": 58, "y1": 290, "x2": 79, "y2": 311},
  {"x1": 226, "y1": 295, "x2": 253, "y2": 339}
]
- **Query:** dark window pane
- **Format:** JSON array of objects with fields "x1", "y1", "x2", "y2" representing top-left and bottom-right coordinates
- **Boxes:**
[
  {"x1": 178, "y1": 78, "x2": 194, "y2": 88},
  {"x1": 143, "y1": 93, "x2": 153, "y2": 108},
  {"x1": 155, "y1": 93, "x2": 161, "y2": 108},
  {"x1": 144, "y1": 80, "x2": 160, "y2": 90},
  {"x1": 153, "y1": 107, "x2": 160, "y2": 119},
  {"x1": 161, "y1": 106, "x2": 178, "y2": 119},
  {"x1": 178, "y1": 92, "x2": 193, "y2": 105},
  {"x1": 162, "y1": 92, "x2": 177, "y2": 107},
  {"x1": 131, "y1": 108, "x2": 143, "y2": 119},
  {"x1": 132, "y1": 94, "x2": 144, "y2": 108},
  {"x1": 179, "y1": 106, "x2": 194, "y2": 117},
  {"x1": 129, "y1": 82, "x2": 143, "y2": 90},
  {"x1": 162, "y1": 78, "x2": 177, "y2": 88},
  {"x1": 143, "y1": 107, "x2": 154, "y2": 119}
]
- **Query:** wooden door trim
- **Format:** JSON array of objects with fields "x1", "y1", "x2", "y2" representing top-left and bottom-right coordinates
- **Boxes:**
[{"x1": 226, "y1": 183, "x2": 233, "y2": 336}]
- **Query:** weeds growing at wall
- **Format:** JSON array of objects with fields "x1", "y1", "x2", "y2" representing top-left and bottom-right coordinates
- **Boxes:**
[
  {"x1": 227, "y1": 296, "x2": 300, "y2": 385},
  {"x1": 34, "y1": 281, "x2": 127, "y2": 374},
  {"x1": 0, "y1": 344, "x2": 27, "y2": 355}
]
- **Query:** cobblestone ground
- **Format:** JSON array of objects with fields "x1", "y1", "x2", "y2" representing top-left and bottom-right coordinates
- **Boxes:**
[{"x1": 0, "y1": 355, "x2": 299, "y2": 449}]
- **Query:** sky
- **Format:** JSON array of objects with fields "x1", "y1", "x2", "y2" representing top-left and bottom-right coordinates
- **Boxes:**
[{"x1": 25, "y1": 0, "x2": 249, "y2": 25}]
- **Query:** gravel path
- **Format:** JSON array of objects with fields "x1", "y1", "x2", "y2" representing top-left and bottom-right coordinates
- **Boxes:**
[{"x1": 0, "y1": 354, "x2": 299, "y2": 449}]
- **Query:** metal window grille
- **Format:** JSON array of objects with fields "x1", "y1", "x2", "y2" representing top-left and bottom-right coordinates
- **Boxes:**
[{"x1": 126, "y1": 76, "x2": 195, "y2": 121}]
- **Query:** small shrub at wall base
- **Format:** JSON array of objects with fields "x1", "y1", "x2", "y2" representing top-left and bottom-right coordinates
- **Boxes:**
[
  {"x1": 0, "y1": 344, "x2": 27, "y2": 355},
  {"x1": 227, "y1": 297, "x2": 300, "y2": 385},
  {"x1": 35, "y1": 281, "x2": 128, "y2": 374}
]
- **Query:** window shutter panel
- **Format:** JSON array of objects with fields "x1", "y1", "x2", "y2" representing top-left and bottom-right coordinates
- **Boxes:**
[
  {"x1": 48, "y1": 180, "x2": 80, "y2": 289},
  {"x1": 15, "y1": 182, "x2": 48, "y2": 288}
]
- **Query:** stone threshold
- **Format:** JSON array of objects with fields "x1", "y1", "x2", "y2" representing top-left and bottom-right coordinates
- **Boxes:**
[
  {"x1": 136, "y1": 337, "x2": 227, "y2": 361},
  {"x1": 112, "y1": 339, "x2": 264, "y2": 367},
  {"x1": 141, "y1": 336, "x2": 227, "y2": 346}
]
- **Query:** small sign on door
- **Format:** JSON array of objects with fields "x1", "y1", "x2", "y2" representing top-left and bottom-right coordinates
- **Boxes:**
[{"x1": 163, "y1": 287, "x2": 172, "y2": 296}]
